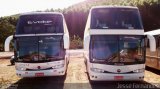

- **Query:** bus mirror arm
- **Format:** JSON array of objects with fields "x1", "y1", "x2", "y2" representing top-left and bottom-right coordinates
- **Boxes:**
[
  {"x1": 84, "y1": 35, "x2": 90, "y2": 51},
  {"x1": 13, "y1": 32, "x2": 16, "y2": 40},
  {"x1": 4, "y1": 35, "x2": 13, "y2": 52},
  {"x1": 147, "y1": 34, "x2": 156, "y2": 52},
  {"x1": 63, "y1": 34, "x2": 70, "y2": 49}
]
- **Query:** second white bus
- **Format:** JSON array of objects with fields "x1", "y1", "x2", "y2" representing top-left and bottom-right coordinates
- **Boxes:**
[{"x1": 84, "y1": 6, "x2": 156, "y2": 81}]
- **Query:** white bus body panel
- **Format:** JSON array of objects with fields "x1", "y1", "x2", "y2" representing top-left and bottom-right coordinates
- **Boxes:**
[
  {"x1": 15, "y1": 58, "x2": 68, "y2": 77},
  {"x1": 88, "y1": 63, "x2": 145, "y2": 81},
  {"x1": 83, "y1": 6, "x2": 148, "y2": 81},
  {"x1": 15, "y1": 51, "x2": 69, "y2": 77},
  {"x1": 84, "y1": 52, "x2": 145, "y2": 81}
]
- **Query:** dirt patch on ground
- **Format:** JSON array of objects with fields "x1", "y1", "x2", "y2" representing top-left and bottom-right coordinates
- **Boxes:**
[
  {"x1": 0, "y1": 56, "x2": 160, "y2": 89},
  {"x1": 0, "y1": 59, "x2": 20, "y2": 89}
]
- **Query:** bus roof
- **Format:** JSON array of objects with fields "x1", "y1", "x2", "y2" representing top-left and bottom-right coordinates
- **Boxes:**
[
  {"x1": 145, "y1": 29, "x2": 160, "y2": 35},
  {"x1": 20, "y1": 12, "x2": 63, "y2": 16},
  {"x1": 91, "y1": 6, "x2": 138, "y2": 10}
]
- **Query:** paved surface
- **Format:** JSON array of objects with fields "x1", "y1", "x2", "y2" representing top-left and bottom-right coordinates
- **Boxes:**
[{"x1": 0, "y1": 50, "x2": 160, "y2": 89}]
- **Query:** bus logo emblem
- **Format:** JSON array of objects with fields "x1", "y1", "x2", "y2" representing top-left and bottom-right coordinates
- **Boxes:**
[
  {"x1": 117, "y1": 69, "x2": 121, "y2": 73},
  {"x1": 37, "y1": 66, "x2": 41, "y2": 69}
]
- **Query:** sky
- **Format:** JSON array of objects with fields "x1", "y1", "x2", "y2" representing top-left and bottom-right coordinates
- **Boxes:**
[{"x1": 0, "y1": 0, "x2": 85, "y2": 17}]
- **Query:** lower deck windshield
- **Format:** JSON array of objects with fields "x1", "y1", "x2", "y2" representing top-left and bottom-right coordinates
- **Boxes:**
[
  {"x1": 89, "y1": 35, "x2": 145, "y2": 65},
  {"x1": 15, "y1": 35, "x2": 65, "y2": 63}
]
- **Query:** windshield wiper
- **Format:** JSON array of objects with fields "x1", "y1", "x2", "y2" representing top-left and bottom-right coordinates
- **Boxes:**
[{"x1": 106, "y1": 54, "x2": 117, "y2": 62}]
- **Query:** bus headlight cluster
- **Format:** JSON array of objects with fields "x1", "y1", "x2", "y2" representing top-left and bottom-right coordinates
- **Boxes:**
[
  {"x1": 90, "y1": 68, "x2": 105, "y2": 73},
  {"x1": 16, "y1": 66, "x2": 26, "y2": 71},
  {"x1": 15, "y1": 64, "x2": 26, "y2": 71},
  {"x1": 133, "y1": 68, "x2": 145, "y2": 73},
  {"x1": 52, "y1": 64, "x2": 64, "y2": 69}
]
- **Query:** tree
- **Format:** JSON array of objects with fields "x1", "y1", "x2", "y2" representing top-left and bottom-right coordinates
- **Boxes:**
[{"x1": 0, "y1": 18, "x2": 15, "y2": 51}]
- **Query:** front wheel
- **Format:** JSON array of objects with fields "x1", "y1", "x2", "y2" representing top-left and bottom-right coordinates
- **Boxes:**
[
  {"x1": 10, "y1": 56, "x2": 15, "y2": 65},
  {"x1": 10, "y1": 59, "x2": 15, "y2": 65}
]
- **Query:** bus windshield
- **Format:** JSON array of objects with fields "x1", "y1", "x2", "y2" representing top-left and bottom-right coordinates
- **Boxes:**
[
  {"x1": 90, "y1": 35, "x2": 145, "y2": 65},
  {"x1": 16, "y1": 14, "x2": 64, "y2": 34},
  {"x1": 15, "y1": 35, "x2": 65, "y2": 63},
  {"x1": 91, "y1": 8, "x2": 143, "y2": 29}
]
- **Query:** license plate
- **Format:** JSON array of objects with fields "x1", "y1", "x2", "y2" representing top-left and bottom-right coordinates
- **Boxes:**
[
  {"x1": 35, "y1": 73, "x2": 44, "y2": 77},
  {"x1": 114, "y1": 76, "x2": 123, "y2": 80}
]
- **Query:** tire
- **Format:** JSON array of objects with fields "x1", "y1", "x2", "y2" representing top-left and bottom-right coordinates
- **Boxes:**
[{"x1": 10, "y1": 59, "x2": 15, "y2": 65}]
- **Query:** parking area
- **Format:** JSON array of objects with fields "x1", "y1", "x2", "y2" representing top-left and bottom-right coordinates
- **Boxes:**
[{"x1": 0, "y1": 50, "x2": 160, "y2": 89}]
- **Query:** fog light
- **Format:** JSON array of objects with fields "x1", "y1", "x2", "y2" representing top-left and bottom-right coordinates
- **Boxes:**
[
  {"x1": 139, "y1": 76, "x2": 144, "y2": 79},
  {"x1": 90, "y1": 68, "x2": 105, "y2": 73},
  {"x1": 53, "y1": 70, "x2": 57, "y2": 72},
  {"x1": 133, "y1": 68, "x2": 145, "y2": 73},
  {"x1": 52, "y1": 64, "x2": 64, "y2": 69}
]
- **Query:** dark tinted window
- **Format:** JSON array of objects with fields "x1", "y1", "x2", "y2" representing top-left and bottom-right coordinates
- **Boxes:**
[
  {"x1": 16, "y1": 14, "x2": 64, "y2": 34},
  {"x1": 89, "y1": 35, "x2": 145, "y2": 64},
  {"x1": 91, "y1": 8, "x2": 143, "y2": 29},
  {"x1": 90, "y1": 36, "x2": 118, "y2": 60},
  {"x1": 16, "y1": 35, "x2": 65, "y2": 62}
]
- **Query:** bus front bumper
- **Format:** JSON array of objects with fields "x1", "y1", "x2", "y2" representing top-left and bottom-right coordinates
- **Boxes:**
[
  {"x1": 89, "y1": 72, "x2": 144, "y2": 81},
  {"x1": 16, "y1": 67, "x2": 66, "y2": 77}
]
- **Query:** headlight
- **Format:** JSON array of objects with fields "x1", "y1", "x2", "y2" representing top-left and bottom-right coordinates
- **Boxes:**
[
  {"x1": 90, "y1": 68, "x2": 105, "y2": 73},
  {"x1": 20, "y1": 67, "x2": 26, "y2": 71},
  {"x1": 133, "y1": 68, "x2": 145, "y2": 73},
  {"x1": 52, "y1": 64, "x2": 64, "y2": 69},
  {"x1": 92, "y1": 59, "x2": 105, "y2": 62},
  {"x1": 16, "y1": 66, "x2": 26, "y2": 71},
  {"x1": 15, "y1": 64, "x2": 27, "y2": 70}
]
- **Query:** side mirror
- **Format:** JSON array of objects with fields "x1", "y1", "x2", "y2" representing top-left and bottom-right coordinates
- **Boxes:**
[
  {"x1": 13, "y1": 32, "x2": 16, "y2": 40},
  {"x1": 10, "y1": 55, "x2": 15, "y2": 65},
  {"x1": 4, "y1": 35, "x2": 13, "y2": 52},
  {"x1": 147, "y1": 34, "x2": 156, "y2": 52},
  {"x1": 83, "y1": 34, "x2": 90, "y2": 51},
  {"x1": 63, "y1": 34, "x2": 70, "y2": 49}
]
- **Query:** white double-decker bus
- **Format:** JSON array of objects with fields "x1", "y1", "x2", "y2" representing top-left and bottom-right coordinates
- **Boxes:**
[
  {"x1": 145, "y1": 29, "x2": 160, "y2": 70},
  {"x1": 84, "y1": 6, "x2": 156, "y2": 81},
  {"x1": 13, "y1": 12, "x2": 69, "y2": 77}
]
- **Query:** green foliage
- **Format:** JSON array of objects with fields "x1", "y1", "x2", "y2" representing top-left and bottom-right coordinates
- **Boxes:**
[
  {"x1": 0, "y1": 17, "x2": 16, "y2": 51},
  {"x1": 70, "y1": 35, "x2": 83, "y2": 49},
  {"x1": 0, "y1": 0, "x2": 160, "y2": 50}
]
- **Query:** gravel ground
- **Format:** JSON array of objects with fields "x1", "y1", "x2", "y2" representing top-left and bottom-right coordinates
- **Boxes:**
[
  {"x1": 0, "y1": 51, "x2": 160, "y2": 89},
  {"x1": 0, "y1": 52, "x2": 13, "y2": 59}
]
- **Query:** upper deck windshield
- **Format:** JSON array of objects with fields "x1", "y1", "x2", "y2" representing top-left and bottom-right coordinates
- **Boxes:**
[
  {"x1": 91, "y1": 8, "x2": 143, "y2": 29},
  {"x1": 16, "y1": 14, "x2": 64, "y2": 34},
  {"x1": 89, "y1": 35, "x2": 145, "y2": 65}
]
